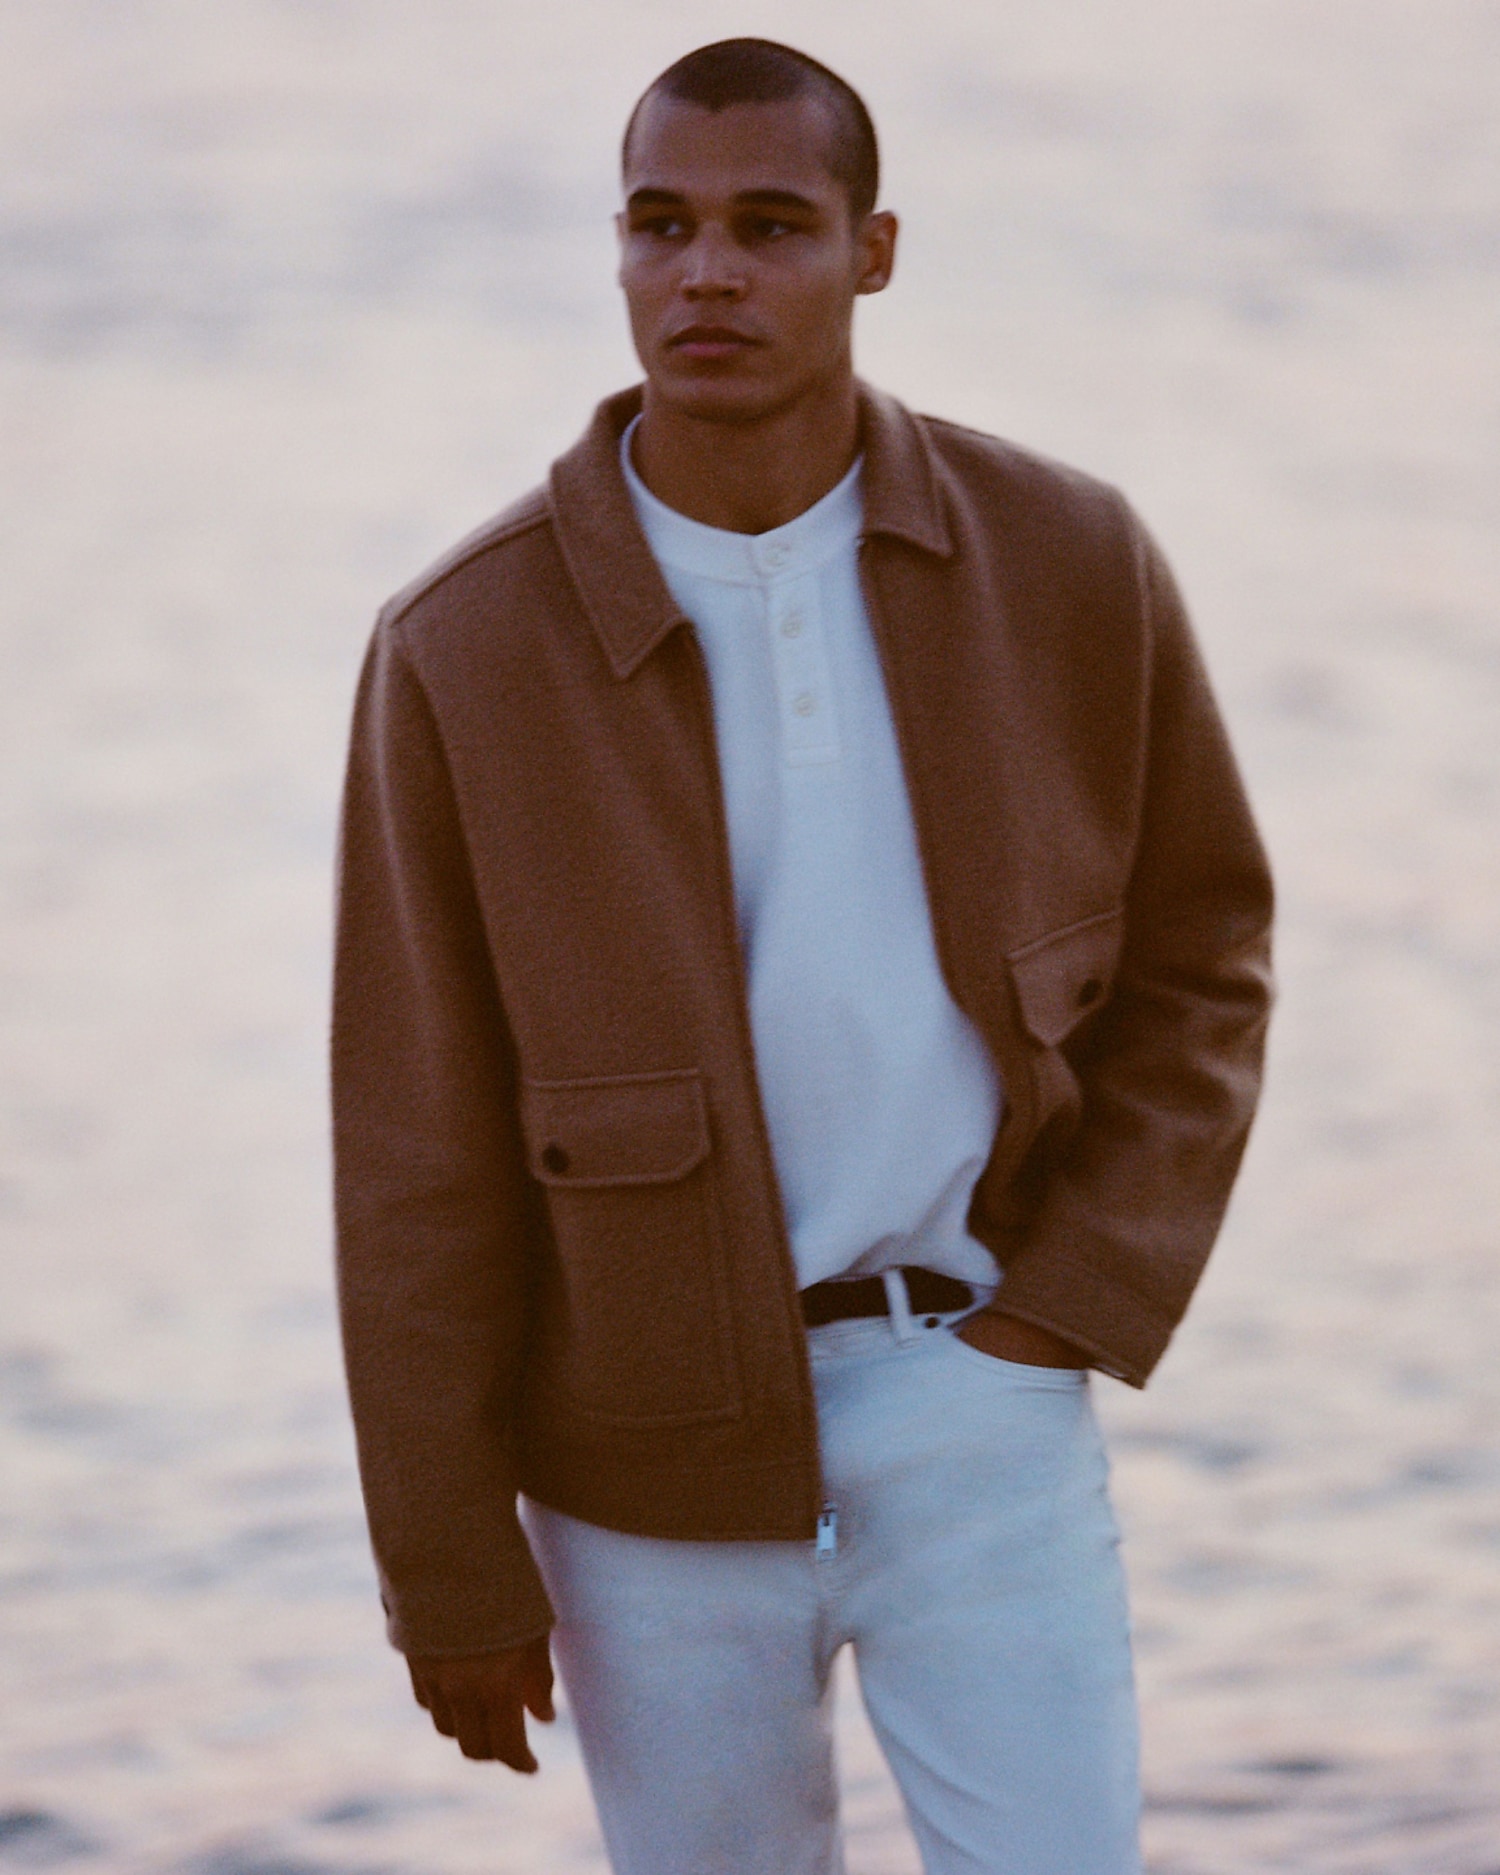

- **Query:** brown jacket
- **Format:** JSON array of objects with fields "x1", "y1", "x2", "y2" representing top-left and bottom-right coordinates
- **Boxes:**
[{"x1": 332, "y1": 383, "x2": 1273, "y2": 1657}]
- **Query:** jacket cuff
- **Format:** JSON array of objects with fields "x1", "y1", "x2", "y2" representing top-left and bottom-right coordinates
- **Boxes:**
[
  {"x1": 986, "y1": 1245, "x2": 1180, "y2": 1388},
  {"x1": 377, "y1": 1528, "x2": 555, "y2": 1659}
]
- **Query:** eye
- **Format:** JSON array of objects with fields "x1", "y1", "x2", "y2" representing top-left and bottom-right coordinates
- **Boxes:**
[
  {"x1": 745, "y1": 216, "x2": 796, "y2": 241},
  {"x1": 632, "y1": 213, "x2": 691, "y2": 240}
]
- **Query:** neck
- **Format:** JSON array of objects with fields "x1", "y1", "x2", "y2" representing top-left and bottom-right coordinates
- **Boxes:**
[{"x1": 632, "y1": 375, "x2": 860, "y2": 533}]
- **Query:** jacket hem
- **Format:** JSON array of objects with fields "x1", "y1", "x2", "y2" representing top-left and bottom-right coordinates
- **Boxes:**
[{"x1": 517, "y1": 1453, "x2": 824, "y2": 1543}]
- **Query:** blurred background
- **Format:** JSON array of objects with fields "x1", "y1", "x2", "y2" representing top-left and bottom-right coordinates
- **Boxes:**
[{"x1": 2, "y1": 2, "x2": 1498, "y2": 1870}]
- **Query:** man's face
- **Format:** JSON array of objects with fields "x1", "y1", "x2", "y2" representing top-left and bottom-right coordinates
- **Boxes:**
[{"x1": 618, "y1": 91, "x2": 895, "y2": 426}]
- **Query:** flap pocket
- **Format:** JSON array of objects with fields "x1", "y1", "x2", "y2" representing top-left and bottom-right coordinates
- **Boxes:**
[
  {"x1": 521, "y1": 1069, "x2": 710, "y2": 1187},
  {"x1": 1008, "y1": 909, "x2": 1125, "y2": 1047}
]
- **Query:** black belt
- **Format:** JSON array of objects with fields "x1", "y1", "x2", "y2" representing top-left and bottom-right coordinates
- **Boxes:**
[{"x1": 800, "y1": 1266, "x2": 974, "y2": 1329}]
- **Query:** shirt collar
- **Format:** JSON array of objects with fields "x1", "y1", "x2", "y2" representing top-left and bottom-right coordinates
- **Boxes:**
[
  {"x1": 548, "y1": 382, "x2": 953, "y2": 680},
  {"x1": 619, "y1": 415, "x2": 863, "y2": 586}
]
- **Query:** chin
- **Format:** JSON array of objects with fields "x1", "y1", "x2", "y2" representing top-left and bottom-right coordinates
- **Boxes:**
[{"x1": 650, "y1": 371, "x2": 795, "y2": 428}]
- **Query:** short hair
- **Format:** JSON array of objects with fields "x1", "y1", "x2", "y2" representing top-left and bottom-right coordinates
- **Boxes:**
[{"x1": 623, "y1": 39, "x2": 880, "y2": 223}]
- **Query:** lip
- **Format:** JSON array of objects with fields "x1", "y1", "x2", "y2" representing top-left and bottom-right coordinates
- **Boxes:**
[{"x1": 666, "y1": 324, "x2": 762, "y2": 361}]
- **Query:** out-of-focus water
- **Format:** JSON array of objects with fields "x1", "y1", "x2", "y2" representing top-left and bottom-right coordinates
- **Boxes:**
[{"x1": 2, "y1": 3, "x2": 1498, "y2": 1870}]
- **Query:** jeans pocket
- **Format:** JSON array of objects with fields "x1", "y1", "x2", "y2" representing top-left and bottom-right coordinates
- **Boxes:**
[{"x1": 943, "y1": 1326, "x2": 1088, "y2": 1388}]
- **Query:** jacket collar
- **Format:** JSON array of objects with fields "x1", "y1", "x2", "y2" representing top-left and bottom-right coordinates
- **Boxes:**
[{"x1": 548, "y1": 381, "x2": 954, "y2": 680}]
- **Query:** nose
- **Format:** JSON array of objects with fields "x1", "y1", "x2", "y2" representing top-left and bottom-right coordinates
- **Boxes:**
[{"x1": 681, "y1": 224, "x2": 746, "y2": 300}]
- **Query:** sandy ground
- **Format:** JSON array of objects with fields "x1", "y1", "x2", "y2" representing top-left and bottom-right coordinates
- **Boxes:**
[{"x1": 2, "y1": 2, "x2": 1499, "y2": 1870}]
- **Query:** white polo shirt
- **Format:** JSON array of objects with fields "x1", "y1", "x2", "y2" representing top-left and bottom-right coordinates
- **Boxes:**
[{"x1": 622, "y1": 421, "x2": 1002, "y2": 1294}]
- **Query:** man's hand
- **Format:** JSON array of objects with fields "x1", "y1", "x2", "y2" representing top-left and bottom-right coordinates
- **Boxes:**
[
  {"x1": 957, "y1": 1310, "x2": 1089, "y2": 1369},
  {"x1": 407, "y1": 1635, "x2": 555, "y2": 1771}
]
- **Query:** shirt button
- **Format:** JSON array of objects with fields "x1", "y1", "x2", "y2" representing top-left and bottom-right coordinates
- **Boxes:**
[
  {"x1": 764, "y1": 542, "x2": 790, "y2": 571},
  {"x1": 792, "y1": 692, "x2": 817, "y2": 717},
  {"x1": 780, "y1": 612, "x2": 804, "y2": 638}
]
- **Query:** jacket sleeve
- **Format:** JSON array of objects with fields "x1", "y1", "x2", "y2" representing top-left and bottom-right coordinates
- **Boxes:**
[
  {"x1": 987, "y1": 516, "x2": 1275, "y2": 1385},
  {"x1": 331, "y1": 612, "x2": 553, "y2": 1655}
]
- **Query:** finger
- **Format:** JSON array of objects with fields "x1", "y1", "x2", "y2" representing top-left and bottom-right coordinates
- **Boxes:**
[
  {"x1": 452, "y1": 1697, "x2": 499, "y2": 1763},
  {"x1": 490, "y1": 1710, "x2": 539, "y2": 1775},
  {"x1": 406, "y1": 1661, "x2": 431, "y2": 1711},
  {"x1": 425, "y1": 1691, "x2": 458, "y2": 1739},
  {"x1": 523, "y1": 1655, "x2": 556, "y2": 1724}
]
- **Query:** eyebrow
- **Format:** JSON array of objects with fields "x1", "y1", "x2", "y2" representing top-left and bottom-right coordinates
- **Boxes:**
[{"x1": 625, "y1": 187, "x2": 823, "y2": 215}]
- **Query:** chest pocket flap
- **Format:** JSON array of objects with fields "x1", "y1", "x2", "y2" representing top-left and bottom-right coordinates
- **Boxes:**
[
  {"x1": 522, "y1": 1069, "x2": 710, "y2": 1187},
  {"x1": 1008, "y1": 908, "x2": 1125, "y2": 1047}
]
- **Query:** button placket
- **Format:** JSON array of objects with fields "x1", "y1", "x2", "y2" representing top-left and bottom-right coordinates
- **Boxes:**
[{"x1": 766, "y1": 571, "x2": 840, "y2": 765}]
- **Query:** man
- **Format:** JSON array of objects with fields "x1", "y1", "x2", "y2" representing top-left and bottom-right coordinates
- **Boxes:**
[{"x1": 333, "y1": 38, "x2": 1272, "y2": 1875}]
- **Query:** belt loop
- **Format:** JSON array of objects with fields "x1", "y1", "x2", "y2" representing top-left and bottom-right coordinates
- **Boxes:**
[{"x1": 882, "y1": 1267, "x2": 920, "y2": 1345}]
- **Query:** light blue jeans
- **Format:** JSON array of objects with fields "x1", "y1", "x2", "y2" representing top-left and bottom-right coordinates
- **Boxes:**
[{"x1": 521, "y1": 1296, "x2": 1141, "y2": 1874}]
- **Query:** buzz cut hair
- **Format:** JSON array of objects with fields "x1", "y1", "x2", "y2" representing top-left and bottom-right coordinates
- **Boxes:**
[{"x1": 622, "y1": 38, "x2": 880, "y2": 223}]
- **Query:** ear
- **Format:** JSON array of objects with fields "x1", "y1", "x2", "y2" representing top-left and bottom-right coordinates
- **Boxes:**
[{"x1": 854, "y1": 210, "x2": 898, "y2": 297}]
